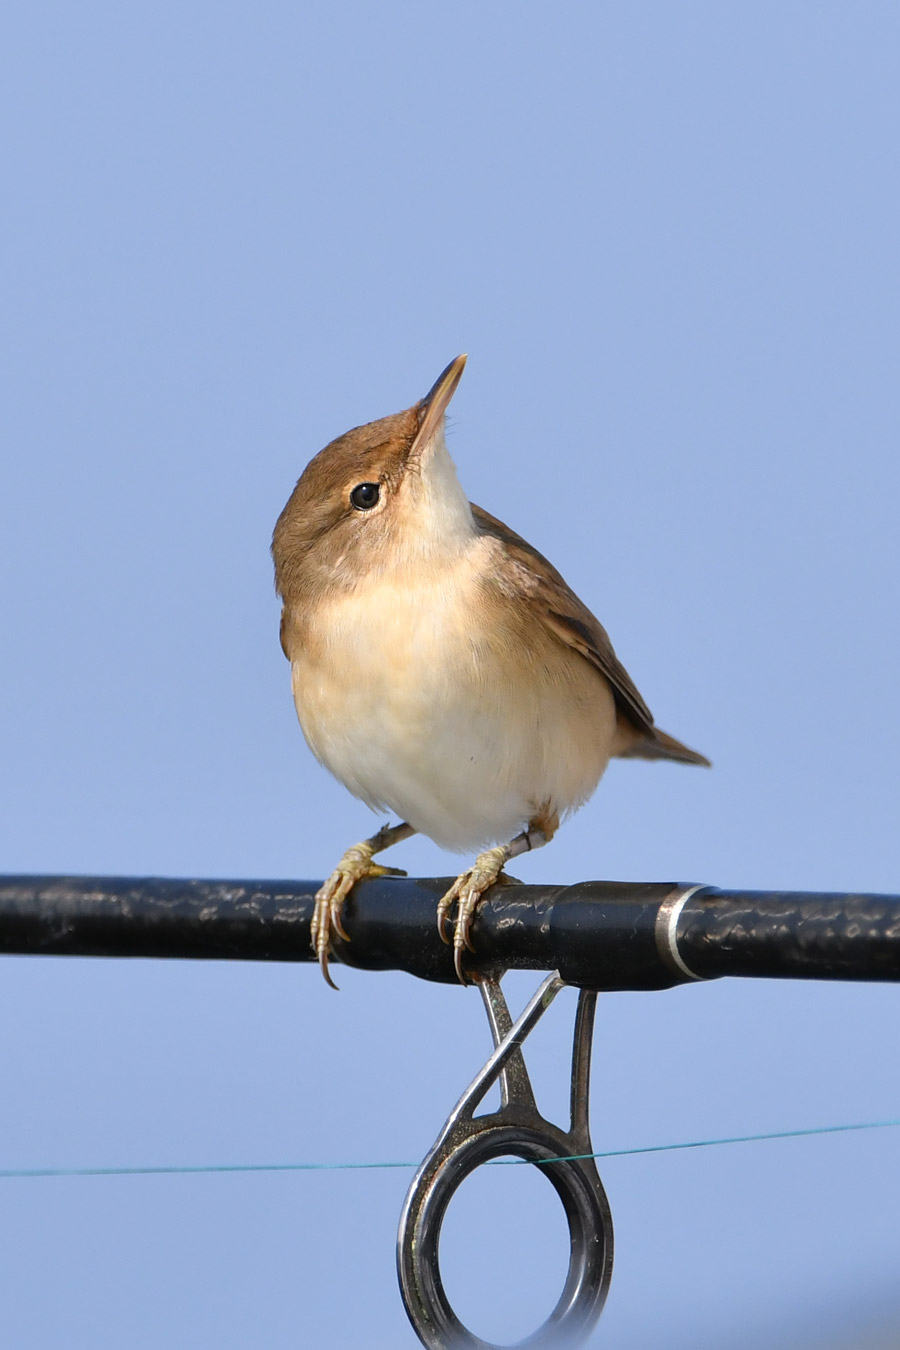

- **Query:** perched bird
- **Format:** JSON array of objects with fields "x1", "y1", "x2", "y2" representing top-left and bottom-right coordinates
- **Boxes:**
[{"x1": 272, "y1": 356, "x2": 709, "y2": 986}]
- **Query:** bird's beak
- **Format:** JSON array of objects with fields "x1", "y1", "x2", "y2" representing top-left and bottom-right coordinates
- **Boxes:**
[{"x1": 411, "y1": 354, "x2": 467, "y2": 456}]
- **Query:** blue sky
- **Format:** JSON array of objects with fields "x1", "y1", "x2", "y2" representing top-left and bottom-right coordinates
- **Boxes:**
[{"x1": 1, "y1": 3, "x2": 899, "y2": 1346}]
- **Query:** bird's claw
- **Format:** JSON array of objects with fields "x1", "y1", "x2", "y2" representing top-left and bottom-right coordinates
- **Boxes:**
[
  {"x1": 437, "y1": 846, "x2": 510, "y2": 984},
  {"x1": 312, "y1": 844, "x2": 404, "y2": 987}
]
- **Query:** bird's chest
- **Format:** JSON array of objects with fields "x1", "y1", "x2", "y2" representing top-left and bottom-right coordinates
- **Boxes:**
[
  {"x1": 287, "y1": 548, "x2": 616, "y2": 850},
  {"x1": 291, "y1": 559, "x2": 496, "y2": 787}
]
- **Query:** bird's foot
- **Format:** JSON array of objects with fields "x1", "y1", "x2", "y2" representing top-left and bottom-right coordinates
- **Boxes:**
[
  {"x1": 437, "y1": 845, "x2": 510, "y2": 984},
  {"x1": 312, "y1": 842, "x2": 407, "y2": 989}
]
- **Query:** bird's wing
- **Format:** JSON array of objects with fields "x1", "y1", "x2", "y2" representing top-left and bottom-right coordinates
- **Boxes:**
[{"x1": 471, "y1": 503, "x2": 656, "y2": 733}]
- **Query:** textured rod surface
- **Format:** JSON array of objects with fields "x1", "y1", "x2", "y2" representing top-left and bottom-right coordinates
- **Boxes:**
[
  {"x1": 678, "y1": 888, "x2": 900, "y2": 981},
  {"x1": 0, "y1": 875, "x2": 899, "y2": 990}
]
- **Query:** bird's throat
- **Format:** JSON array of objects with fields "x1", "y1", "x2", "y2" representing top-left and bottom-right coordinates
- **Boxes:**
[{"x1": 398, "y1": 428, "x2": 476, "y2": 566}]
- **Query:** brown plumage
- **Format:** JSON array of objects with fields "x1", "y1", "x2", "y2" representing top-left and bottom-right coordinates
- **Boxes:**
[{"x1": 467, "y1": 502, "x2": 708, "y2": 767}]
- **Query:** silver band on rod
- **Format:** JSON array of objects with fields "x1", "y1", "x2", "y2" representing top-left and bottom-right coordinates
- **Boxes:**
[{"x1": 655, "y1": 885, "x2": 706, "y2": 982}]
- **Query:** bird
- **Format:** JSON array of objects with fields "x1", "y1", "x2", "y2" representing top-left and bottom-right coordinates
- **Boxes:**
[{"x1": 272, "y1": 355, "x2": 709, "y2": 986}]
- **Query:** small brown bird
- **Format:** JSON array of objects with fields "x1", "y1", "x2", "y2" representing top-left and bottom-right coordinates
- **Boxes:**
[{"x1": 273, "y1": 356, "x2": 709, "y2": 986}]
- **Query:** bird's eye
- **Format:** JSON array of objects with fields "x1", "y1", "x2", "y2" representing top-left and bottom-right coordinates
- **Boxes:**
[{"x1": 350, "y1": 482, "x2": 380, "y2": 511}]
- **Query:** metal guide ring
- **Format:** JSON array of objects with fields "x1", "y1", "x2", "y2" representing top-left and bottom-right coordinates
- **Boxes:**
[{"x1": 397, "y1": 973, "x2": 614, "y2": 1349}]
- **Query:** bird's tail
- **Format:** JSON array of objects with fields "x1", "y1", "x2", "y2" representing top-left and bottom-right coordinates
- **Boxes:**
[{"x1": 615, "y1": 726, "x2": 711, "y2": 767}]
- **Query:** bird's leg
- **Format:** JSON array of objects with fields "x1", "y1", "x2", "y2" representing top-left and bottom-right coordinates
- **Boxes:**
[
  {"x1": 437, "y1": 809, "x2": 559, "y2": 984},
  {"x1": 313, "y1": 820, "x2": 416, "y2": 988}
]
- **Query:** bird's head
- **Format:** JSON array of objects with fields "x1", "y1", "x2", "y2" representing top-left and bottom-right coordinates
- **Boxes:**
[{"x1": 273, "y1": 355, "x2": 472, "y2": 599}]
